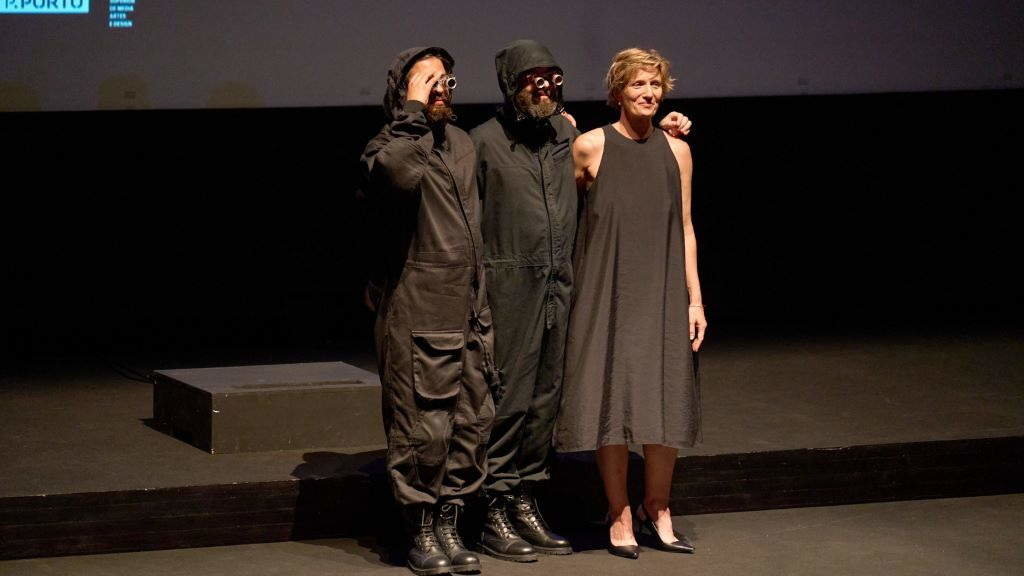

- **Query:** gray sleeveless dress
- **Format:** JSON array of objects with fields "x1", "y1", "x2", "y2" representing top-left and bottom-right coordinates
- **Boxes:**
[{"x1": 554, "y1": 124, "x2": 701, "y2": 452}]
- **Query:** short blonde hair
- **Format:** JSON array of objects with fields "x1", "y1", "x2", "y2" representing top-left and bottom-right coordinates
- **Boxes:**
[{"x1": 605, "y1": 47, "x2": 675, "y2": 107}]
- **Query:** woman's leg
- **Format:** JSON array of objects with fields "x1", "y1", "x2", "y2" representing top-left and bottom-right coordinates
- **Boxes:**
[
  {"x1": 641, "y1": 444, "x2": 678, "y2": 542},
  {"x1": 596, "y1": 444, "x2": 636, "y2": 546}
]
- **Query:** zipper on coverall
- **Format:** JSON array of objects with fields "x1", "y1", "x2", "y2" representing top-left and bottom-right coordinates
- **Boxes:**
[
  {"x1": 537, "y1": 151, "x2": 556, "y2": 330},
  {"x1": 435, "y1": 148, "x2": 500, "y2": 394}
]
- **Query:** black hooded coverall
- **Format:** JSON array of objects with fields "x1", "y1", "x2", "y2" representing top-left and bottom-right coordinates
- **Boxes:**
[
  {"x1": 361, "y1": 47, "x2": 497, "y2": 507},
  {"x1": 469, "y1": 41, "x2": 578, "y2": 494}
]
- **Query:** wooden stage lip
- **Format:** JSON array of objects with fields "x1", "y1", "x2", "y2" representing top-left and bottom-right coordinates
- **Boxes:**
[{"x1": 1, "y1": 436, "x2": 1021, "y2": 560}]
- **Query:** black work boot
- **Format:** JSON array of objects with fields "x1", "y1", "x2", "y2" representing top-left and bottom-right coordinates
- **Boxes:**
[
  {"x1": 478, "y1": 493, "x2": 537, "y2": 562},
  {"x1": 435, "y1": 503, "x2": 481, "y2": 574},
  {"x1": 402, "y1": 505, "x2": 452, "y2": 576},
  {"x1": 510, "y1": 485, "x2": 573, "y2": 555}
]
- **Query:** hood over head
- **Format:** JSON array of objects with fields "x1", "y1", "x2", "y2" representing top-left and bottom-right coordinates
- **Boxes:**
[
  {"x1": 383, "y1": 46, "x2": 454, "y2": 121},
  {"x1": 495, "y1": 39, "x2": 563, "y2": 120}
]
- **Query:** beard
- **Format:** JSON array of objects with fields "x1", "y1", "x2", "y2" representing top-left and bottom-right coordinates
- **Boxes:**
[
  {"x1": 514, "y1": 89, "x2": 559, "y2": 119},
  {"x1": 425, "y1": 96, "x2": 455, "y2": 124}
]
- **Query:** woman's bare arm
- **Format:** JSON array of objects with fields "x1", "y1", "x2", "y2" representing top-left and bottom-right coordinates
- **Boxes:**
[{"x1": 667, "y1": 135, "x2": 706, "y2": 351}]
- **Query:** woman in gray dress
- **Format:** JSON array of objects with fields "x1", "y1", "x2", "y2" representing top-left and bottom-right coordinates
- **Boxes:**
[{"x1": 555, "y1": 48, "x2": 707, "y2": 558}]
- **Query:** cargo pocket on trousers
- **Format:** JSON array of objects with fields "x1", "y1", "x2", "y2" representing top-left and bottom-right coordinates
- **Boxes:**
[
  {"x1": 410, "y1": 330, "x2": 464, "y2": 469},
  {"x1": 411, "y1": 330, "x2": 465, "y2": 401}
]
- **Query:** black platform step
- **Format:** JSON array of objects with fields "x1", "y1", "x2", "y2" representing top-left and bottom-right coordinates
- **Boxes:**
[
  {"x1": 152, "y1": 361, "x2": 384, "y2": 454},
  {"x1": 2, "y1": 436, "x2": 1021, "y2": 560}
]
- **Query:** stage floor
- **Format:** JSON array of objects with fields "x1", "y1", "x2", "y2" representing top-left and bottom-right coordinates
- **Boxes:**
[
  {"x1": 2, "y1": 329, "x2": 1022, "y2": 498},
  {"x1": 2, "y1": 494, "x2": 1022, "y2": 576}
]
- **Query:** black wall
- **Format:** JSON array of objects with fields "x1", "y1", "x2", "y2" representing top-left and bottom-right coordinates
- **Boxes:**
[{"x1": 2, "y1": 89, "x2": 1021, "y2": 363}]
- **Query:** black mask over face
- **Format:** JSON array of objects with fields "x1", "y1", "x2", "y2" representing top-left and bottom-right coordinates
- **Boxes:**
[{"x1": 513, "y1": 68, "x2": 563, "y2": 120}]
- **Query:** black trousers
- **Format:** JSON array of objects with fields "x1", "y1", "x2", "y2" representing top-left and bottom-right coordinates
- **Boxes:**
[
  {"x1": 377, "y1": 309, "x2": 497, "y2": 507},
  {"x1": 484, "y1": 269, "x2": 570, "y2": 494}
]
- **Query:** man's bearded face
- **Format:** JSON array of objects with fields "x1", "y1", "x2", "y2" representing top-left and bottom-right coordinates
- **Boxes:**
[
  {"x1": 426, "y1": 89, "x2": 455, "y2": 124},
  {"x1": 406, "y1": 55, "x2": 455, "y2": 124},
  {"x1": 514, "y1": 67, "x2": 561, "y2": 119}
]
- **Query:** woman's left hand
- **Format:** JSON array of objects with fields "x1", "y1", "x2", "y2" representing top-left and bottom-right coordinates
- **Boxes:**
[
  {"x1": 689, "y1": 305, "x2": 707, "y2": 352},
  {"x1": 660, "y1": 111, "x2": 693, "y2": 137}
]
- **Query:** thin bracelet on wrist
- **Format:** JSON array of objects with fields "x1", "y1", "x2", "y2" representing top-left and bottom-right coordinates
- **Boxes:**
[{"x1": 688, "y1": 304, "x2": 705, "y2": 308}]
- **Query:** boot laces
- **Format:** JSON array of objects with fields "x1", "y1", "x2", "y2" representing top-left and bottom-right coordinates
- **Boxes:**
[
  {"x1": 415, "y1": 524, "x2": 440, "y2": 549},
  {"x1": 437, "y1": 505, "x2": 465, "y2": 550},
  {"x1": 514, "y1": 492, "x2": 546, "y2": 532},
  {"x1": 414, "y1": 510, "x2": 440, "y2": 549},
  {"x1": 488, "y1": 497, "x2": 519, "y2": 539}
]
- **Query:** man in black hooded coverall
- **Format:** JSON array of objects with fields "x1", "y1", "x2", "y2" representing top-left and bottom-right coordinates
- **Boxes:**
[
  {"x1": 361, "y1": 46, "x2": 497, "y2": 576},
  {"x1": 470, "y1": 40, "x2": 692, "y2": 561}
]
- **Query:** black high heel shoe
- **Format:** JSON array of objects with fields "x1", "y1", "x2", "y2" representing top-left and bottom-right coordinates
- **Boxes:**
[
  {"x1": 636, "y1": 506, "x2": 694, "y2": 554},
  {"x1": 604, "y1": 514, "x2": 640, "y2": 559}
]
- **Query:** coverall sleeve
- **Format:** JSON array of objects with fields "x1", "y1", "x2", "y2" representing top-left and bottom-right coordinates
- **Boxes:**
[{"x1": 361, "y1": 101, "x2": 434, "y2": 199}]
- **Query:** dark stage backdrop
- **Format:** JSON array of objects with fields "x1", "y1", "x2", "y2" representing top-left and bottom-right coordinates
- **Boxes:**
[
  {"x1": 2, "y1": 1, "x2": 1023, "y2": 111},
  {"x1": 2, "y1": 89, "x2": 1021, "y2": 363}
]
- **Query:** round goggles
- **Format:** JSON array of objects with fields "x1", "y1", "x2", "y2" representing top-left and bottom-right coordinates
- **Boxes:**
[
  {"x1": 525, "y1": 73, "x2": 564, "y2": 90},
  {"x1": 436, "y1": 74, "x2": 457, "y2": 90}
]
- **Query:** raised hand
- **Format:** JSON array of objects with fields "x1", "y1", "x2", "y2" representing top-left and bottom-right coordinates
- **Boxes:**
[
  {"x1": 659, "y1": 111, "x2": 693, "y2": 138},
  {"x1": 406, "y1": 69, "x2": 443, "y2": 106}
]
